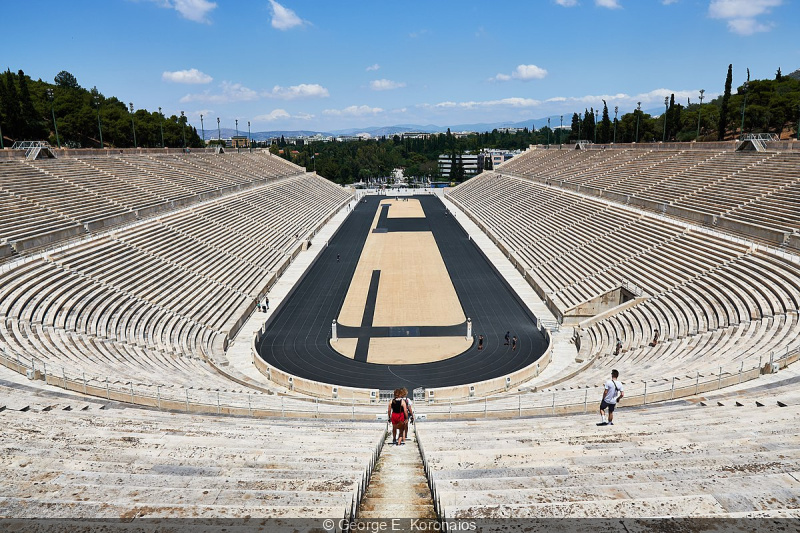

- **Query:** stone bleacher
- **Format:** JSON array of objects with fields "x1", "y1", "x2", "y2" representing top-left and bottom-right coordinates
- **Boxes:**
[
  {"x1": 0, "y1": 157, "x2": 352, "y2": 402},
  {"x1": 0, "y1": 380, "x2": 383, "y2": 519},
  {"x1": 417, "y1": 375, "x2": 800, "y2": 518},
  {"x1": 0, "y1": 151, "x2": 305, "y2": 254},
  {"x1": 447, "y1": 161, "x2": 800, "y2": 400},
  {"x1": 494, "y1": 147, "x2": 800, "y2": 248}
]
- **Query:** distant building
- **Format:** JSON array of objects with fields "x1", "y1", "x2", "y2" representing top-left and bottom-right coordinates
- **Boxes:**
[
  {"x1": 481, "y1": 148, "x2": 520, "y2": 169},
  {"x1": 302, "y1": 133, "x2": 332, "y2": 143},
  {"x1": 400, "y1": 132, "x2": 432, "y2": 140},
  {"x1": 438, "y1": 153, "x2": 480, "y2": 179},
  {"x1": 231, "y1": 136, "x2": 249, "y2": 148}
]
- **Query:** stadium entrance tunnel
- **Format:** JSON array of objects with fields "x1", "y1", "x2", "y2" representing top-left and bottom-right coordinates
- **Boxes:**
[{"x1": 255, "y1": 194, "x2": 548, "y2": 394}]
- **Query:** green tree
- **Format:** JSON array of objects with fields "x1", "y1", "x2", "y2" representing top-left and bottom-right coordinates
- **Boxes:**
[
  {"x1": 582, "y1": 108, "x2": 595, "y2": 142},
  {"x1": 718, "y1": 64, "x2": 733, "y2": 140},
  {"x1": 600, "y1": 101, "x2": 611, "y2": 143},
  {"x1": 54, "y1": 70, "x2": 80, "y2": 89},
  {"x1": 2, "y1": 70, "x2": 23, "y2": 141},
  {"x1": 17, "y1": 70, "x2": 45, "y2": 140},
  {"x1": 570, "y1": 112, "x2": 581, "y2": 141}
]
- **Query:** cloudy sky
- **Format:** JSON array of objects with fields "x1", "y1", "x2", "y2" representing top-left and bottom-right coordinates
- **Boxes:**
[{"x1": 5, "y1": 0, "x2": 797, "y2": 132}]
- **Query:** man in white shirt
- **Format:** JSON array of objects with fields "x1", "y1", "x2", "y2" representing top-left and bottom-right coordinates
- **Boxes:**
[{"x1": 598, "y1": 369, "x2": 624, "y2": 426}]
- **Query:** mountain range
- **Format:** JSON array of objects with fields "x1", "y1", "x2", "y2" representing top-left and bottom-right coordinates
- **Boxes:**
[{"x1": 202, "y1": 110, "x2": 667, "y2": 141}]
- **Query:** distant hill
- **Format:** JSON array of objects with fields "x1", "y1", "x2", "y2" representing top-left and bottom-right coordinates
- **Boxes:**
[
  {"x1": 787, "y1": 69, "x2": 800, "y2": 81},
  {"x1": 201, "y1": 107, "x2": 717, "y2": 141}
]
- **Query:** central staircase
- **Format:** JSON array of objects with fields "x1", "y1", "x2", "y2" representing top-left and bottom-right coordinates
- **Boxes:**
[{"x1": 357, "y1": 426, "x2": 437, "y2": 530}]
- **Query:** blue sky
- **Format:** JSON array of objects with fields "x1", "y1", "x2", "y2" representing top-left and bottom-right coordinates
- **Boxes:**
[{"x1": 5, "y1": 0, "x2": 798, "y2": 132}]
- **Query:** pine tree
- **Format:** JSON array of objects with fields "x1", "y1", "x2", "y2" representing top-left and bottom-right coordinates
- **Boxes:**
[
  {"x1": 776, "y1": 67, "x2": 782, "y2": 81},
  {"x1": 54, "y1": 71, "x2": 80, "y2": 89},
  {"x1": 718, "y1": 64, "x2": 733, "y2": 140}
]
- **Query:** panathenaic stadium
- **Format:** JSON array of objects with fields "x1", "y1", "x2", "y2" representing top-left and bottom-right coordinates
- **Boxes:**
[{"x1": 1, "y1": 141, "x2": 799, "y2": 531}]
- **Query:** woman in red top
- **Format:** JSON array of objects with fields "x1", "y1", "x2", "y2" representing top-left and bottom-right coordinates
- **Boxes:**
[{"x1": 388, "y1": 388, "x2": 408, "y2": 445}]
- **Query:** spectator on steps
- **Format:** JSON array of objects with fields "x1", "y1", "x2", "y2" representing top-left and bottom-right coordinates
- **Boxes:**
[
  {"x1": 598, "y1": 369, "x2": 624, "y2": 426},
  {"x1": 650, "y1": 329, "x2": 660, "y2": 347},
  {"x1": 388, "y1": 389, "x2": 408, "y2": 445},
  {"x1": 614, "y1": 338, "x2": 622, "y2": 356}
]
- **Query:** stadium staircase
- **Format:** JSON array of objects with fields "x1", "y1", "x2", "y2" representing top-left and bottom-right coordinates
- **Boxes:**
[
  {"x1": 11, "y1": 141, "x2": 57, "y2": 161},
  {"x1": 357, "y1": 430, "x2": 437, "y2": 526}
]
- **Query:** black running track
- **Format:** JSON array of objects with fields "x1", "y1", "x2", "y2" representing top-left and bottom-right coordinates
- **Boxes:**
[{"x1": 256, "y1": 195, "x2": 546, "y2": 392}]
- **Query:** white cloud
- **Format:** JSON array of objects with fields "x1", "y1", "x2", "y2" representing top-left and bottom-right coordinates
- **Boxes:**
[
  {"x1": 492, "y1": 64, "x2": 548, "y2": 82},
  {"x1": 255, "y1": 109, "x2": 290, "y2": 122},
  {"x1": 708, "y1": 0, "x2": 781, "y2": 18},
  {"x1": 179, "y1": 81, "x2": 328, "y2": 103},
  {"x1": 424, "y1": 97, "x2": 541, "y2": 110},
  {"x1": 555, "y1": 0, "x2": 578, "y2": 5},
  {"x1": 596, "y1": 0, "x2": 621, "y2": 7},
  {"x1": 708, "y1": 0, "x2": 781, "y2": 35},
  {"x1": 514, "y1": 64, "x2": 548, "y2": 80},
  {"x1": 180, "y1": 81, "x2": 259, "y2": 103},
  {"x1": 154, "y1": 0, "x2": 217, "y2": 23},
  {"x1": 266, "y1": 83, "x2": 329, "y2": 99},
  {"x1": 369, "y1": 79, "x2": 406, "y2": 91},
  {"x1": 366, "y1": 64, "x2": 380, "y2": 71},
  {"x1": 409, "y1": 29, "x2": 428, "y2": 38},
  {"x1": 725, "y1": 18, "x2": 773, "y2": 34},
  {"x1": 268, "y1": 0, "x2": 307, "y2": 30},
  {"x1": 419, "y1": 88, "x2": 715, "y2": 115},
  {"x1": 162, "y1": 68, "x2": 213, "y2": 84},
  {"x1": 323, "y1": 105, "x2": 384, "y2": 117},
  {"x1": 553, "y1": 88, "x2": 717, "y2": 109},
  {"x1": 253, "y1": 109, "x2": 313, "y2": 122},
  {"x1": 662, "y1": 0, "x2": 679, "y2": 4}
]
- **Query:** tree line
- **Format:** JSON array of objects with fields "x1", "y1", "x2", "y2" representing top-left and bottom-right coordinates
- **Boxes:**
[
  {"x1": 274, "y1": 65, "x2": 799, "y2": 184},
  {"x1": 568, "y1": 66, "x2": 800, "y2": 145},
  {"x1": 0, "y1": 69, "x2": 203, "y2": 149},
  {"x1": 2, "y1": 65, "x2": 798, "y2": 183}
]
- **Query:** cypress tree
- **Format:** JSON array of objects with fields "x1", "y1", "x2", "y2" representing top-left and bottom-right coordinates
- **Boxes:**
[
  {"x1": 0, "y1": 73, "x2": 7, "y2": 141},
  {"x1": 17, "y1": 70, "x2": 42, "y2": 140},
  {"x1": 600, "y1": 101, "x2": 612, "y2": 143},
  {"x1": 571, "y1": 113, "x2": 581, "y2": 141},
  {"x1": 582, "y1": 108, "x2": 594, "y2": 142},
  {"x1": 2, "y1": 70, "x2": 22, "y2": 141},
  {"x1": 718, "y1": 64, "x2": 733, "y2": 140}
]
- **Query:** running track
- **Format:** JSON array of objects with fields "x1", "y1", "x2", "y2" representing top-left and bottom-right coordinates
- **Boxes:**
[{"x1": 256, "y1": 194, "x2": 546, "y2": 392}]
